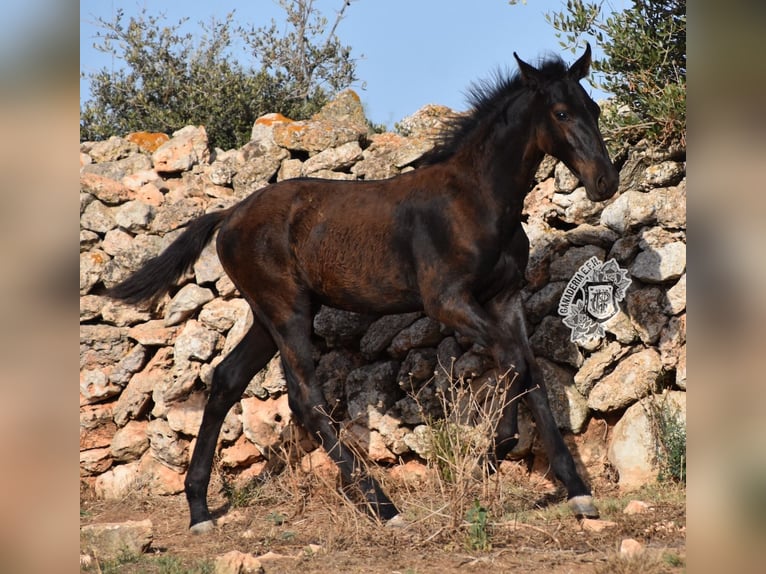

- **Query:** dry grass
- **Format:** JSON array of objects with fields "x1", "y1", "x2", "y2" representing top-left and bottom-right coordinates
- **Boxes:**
[{"x1": 81, "y1": 370, "x2": 686, "y2": 573}]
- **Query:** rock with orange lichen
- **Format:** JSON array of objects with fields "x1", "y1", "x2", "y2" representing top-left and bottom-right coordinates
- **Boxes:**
[
  {"x1": 126, "y1": 131, "x2": 170, "y2": 153},
  {"x1": 272, "y1": 90, "x2": 368, "y2": 152}
]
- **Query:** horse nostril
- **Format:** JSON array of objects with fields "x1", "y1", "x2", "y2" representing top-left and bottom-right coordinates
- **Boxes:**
[{"x1": 596, "y1": 176, "x2": 606, "y2": 193}]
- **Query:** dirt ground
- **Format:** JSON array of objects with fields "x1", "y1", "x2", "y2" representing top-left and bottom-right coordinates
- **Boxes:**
[{"x1": 80, "y1": 459, "x2": 686, "y2": 574}]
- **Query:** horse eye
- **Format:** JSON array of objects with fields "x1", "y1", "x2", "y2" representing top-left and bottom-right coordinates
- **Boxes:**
[{"x1": 555, "y1": 111, "x2": 569, "y2": 121}]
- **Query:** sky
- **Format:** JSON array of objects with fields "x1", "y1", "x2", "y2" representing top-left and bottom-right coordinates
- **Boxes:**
[{"x1": 80, "y1": 0, "x2": 624, "y2": 129}]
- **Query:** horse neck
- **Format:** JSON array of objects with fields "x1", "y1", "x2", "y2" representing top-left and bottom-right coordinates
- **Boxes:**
[{"x1": 461, "y1": 115, "x2": 543, "y2": 221}]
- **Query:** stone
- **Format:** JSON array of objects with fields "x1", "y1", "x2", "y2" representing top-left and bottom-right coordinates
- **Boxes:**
[
  {"x1": 346, "y1": 361, "x2": 401, "y2": 421},
  {"x1": 80, "y1": 250, "x2": 110, "y2": 294},
  {"x1": 126, "y1": 131, "x2": 170, "y2": 153},
  {"x1": 100, "y1": 300, "x2": 153, "y2": 327},
  {"x1": 150, "y1": 197, "x2": 206, "y2": 233},
  {"x1": 626, "y1": 286, "x2": 668, "y2": 344},
  {"x1": 630, "y1": 241, "x2": 686, "y2": 283},
  {"x1": 166, "y1": 391, "x2": 206, "y2": 436},
  {"x1": 94, "y1": 461, "x2": 141, "y2": 499},
  {"x1": 537, "y1": 358, "x2": 589, "y2": 433},
  {"x1": 213, "y1": 550, "x2": 264, "y2": 574},
  {"x1": 246, "y1": 354, "x2": 287, "y2": 397},
  {"x1": 398, "y1": 348, "x2": 438, "y2": 386},
  {"x1": 80, "y1": 325, "x2": 131, "y2": 369},
  {"x1": 565, "y1": 224, "x2": 618, "y2": 248},
  {"x1": 111, "y1": 420, "x2": 149, "y2": 462},
  {"x1": 164, "y1": 284, "x2": 215, "y2": 326},
  {"x1": 138, "y1": 453, "x2": 186, "y2": 495},
  {"x1": 174, "y1": 319, "x2": 221, "y2": 363},
  {"x1": 146, "y1": 419, "x2": 189, "y2": 472},
  {"x1": 199, "y1": 298, "x2": 250, "y2": 332},
  {"x1": 607, "y1": 391, "x2": 686, "y2": 489},
  {"x1": 128, "y1": 320, "x2": 178, "y2": 346},
  {"x1": 107, "y1": 344, "x2": 148, "y2": 386},
  {"x1": 360, "y1": 312, "x2": 421, "y2": 359},
  {"x1": 554, "y1": 187, "x2": 606, "y2": 224},
  {"x1": 554, "y1": 161, "x2": 580, "y2": 192},
  {"x1": 80, "y1": 369, "x2": 121, "y2": 404},
  {"x1": 659, "y1": 314, "x2": 686, "y2": 370},
  {"x1": 87, "y1": 136, "x2": 140, "y2": 163},
  {"x1": 278, "y1": 158, "x2": 304, "y2": 181},
  {"x1": 655, "y1": 183, "x2": 686, "y2": 229},
  {"x1": 346, "y1": 424, "x2": 395, "y2": 463},
  {"x1": 524, "y1": 282, "x2": 567, "y2": 325},
  {"x1": 152, "y1": 125, "x2": 210, "y2": 174},
  {"x1": 313, "y1": 306, "x2": 375, "y2": 346},
  {"x1": 194, "y1": 240, "x2": 225, "y2": 284},
  {"x1": 300, "y1": 448, "x2": 338, "y2": 479},
  {"x1": 80, "y1": 519, "x2": 153, "y2": 561},
  {"x1": 641, "y1": 161, "x2": 684, "y2": 189},
  {"x1": 623, "y1": 500, "x2": 652, "y2": 514},
  {"x1": 587, "y1": 348, "x2": 662, "y2": 413},
  {"x1": 549, "y1": 245, "x2": 606, "y2": 281},
  {"x1": 80, "y1": 199, "x2": 117, "y2": 233},
  {"x1": 113, "y1": 357, "x2": 164, "y2": 426},
  {"x1": 403, "y1": 424, "x2": 431, "y2": 458},
  {"x1": 220, "y1": 435, "x2": 264, "y2": 468},
  {"x1": 676, "y1": 344, "x2": 686, "y2": 389},
  {"x1": 133, "y1": 181, "x2": 164, "y2": 206},
  {"x1": 316, "y1": 351, "x2": 361, "y2": 406},
  {"x1": 573, "y1": 341, "x2": 629, "y2": 396},
  {"x1": 530, "y1": 315, "x2": 584, "y2": 368},
  {"x1": 115, "y1": 200, "x2": 155, "y2": 232},
  {"x1": 102, "y1": 231, "x2": 132, "y2": 261},
  {"x1": 80, "y1": 447, "x2": 113, "y2": 475},
  {"x1": 620, "y1": 538, "x2": 644, "y2": 557},
  {"x1": 82, "y1": 153, "x2": 153, "y2": 182},
  {"x1": 601, "y1": 186, "x2": 686, "y2": 234},
  {"x1": 580, "y1": 518, "x2": 618, "y2": 532},
  {"x1": 302, "y1": 141, "x2": 363, "y2": 175},
  {"x1": 453, "y1": 350, "x2": 493, "y2": 380},
  {"x1": 387, "y1": 317, "x2": 444, "y2": 358},
  {"x1": 665, "y1": 273, "x2": 686, "y2": 314},
  {"x1": 608, "y1": 234, "x2": 641, "y2": 264},
  {"x1": 154, "y1": 361, "x2": 200, "y2": 407},
  {"x1": 241, "y1": 395, "x2": 292, "y2": 454},
  {"x1": 121, "y1": 169, "x2": 161, "y2": 192},
  {"x1": 80, "y1": 172, "x2": 134, "y2": 205},
  {"x1": 232, "y1": 141, "x2": 289, "y2": 194},
  {"x1": 272, "y1": 116, "x2": 363, "y2": 152},
  {"x1": 396, "y1": 104, "x2": 456, "y2": 139}
]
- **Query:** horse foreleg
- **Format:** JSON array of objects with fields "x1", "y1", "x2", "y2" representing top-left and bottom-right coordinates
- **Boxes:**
[
  {"x1": 523, "y1": 358, "x2": 599, "y2": 518},
  {"x1": 186, "y1": 321, "x2": 277, "y2": 533}
]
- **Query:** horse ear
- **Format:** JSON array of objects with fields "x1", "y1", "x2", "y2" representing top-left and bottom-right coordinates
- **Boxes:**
[
  {"x1": 514, "y1": 52, "x2": 542, "y2": 89},
  {"x1": 568, "y1": 42, "x2": 592, "y2": 80}
]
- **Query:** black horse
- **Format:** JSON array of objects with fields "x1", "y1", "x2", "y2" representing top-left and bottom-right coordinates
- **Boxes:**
[{"x1": 109, "y1": 44, "x2": 618, "y2": 533}]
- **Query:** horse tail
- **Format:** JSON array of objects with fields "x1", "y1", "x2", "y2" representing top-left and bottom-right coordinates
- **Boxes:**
[{"x1": 107, "y1": 209, "x2": 231, "y2": 305}]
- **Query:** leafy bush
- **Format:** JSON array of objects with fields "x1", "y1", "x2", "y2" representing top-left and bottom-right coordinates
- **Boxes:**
[
  {"x1": 80, "y1": 2, "x2": 357, "y2": 150},
  {"x1": 547, "y1": 0, "x2": 686, "y2": 147}
]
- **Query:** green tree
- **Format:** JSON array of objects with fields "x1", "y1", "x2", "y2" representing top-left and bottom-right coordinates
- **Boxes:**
[
  {"x1": 546, "y1": 0, "x2": 686, "y2": 147},
  {"x1": 80, "y1": 2, "x2": 357, "y2": 150}
]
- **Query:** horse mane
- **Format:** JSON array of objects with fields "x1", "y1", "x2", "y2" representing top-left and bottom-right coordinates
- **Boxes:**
[{"x1": 420, "y1": 55, "x2": 568, "y2": 165}]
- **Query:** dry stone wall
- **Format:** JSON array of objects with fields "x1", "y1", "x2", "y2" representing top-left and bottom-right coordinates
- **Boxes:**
[{"x1": 80, "y1": 90, "x2": 686, "y2": 498}]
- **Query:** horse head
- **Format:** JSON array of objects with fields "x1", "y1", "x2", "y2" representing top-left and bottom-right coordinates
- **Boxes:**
[{"x1": 514, "y1": 44, "x2": 619, "y2": 202}]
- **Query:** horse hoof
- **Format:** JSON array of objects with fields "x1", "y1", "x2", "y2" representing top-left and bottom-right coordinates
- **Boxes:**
[
  {"x1": 386, "y1": 514, "x2": 408, "y2": 528},
  {"x1": 189, "y1": 520, "x2": 216, "y2": 535},
  {"x1": 568, "y1": 495, "x2": 599, "y2": 519}
]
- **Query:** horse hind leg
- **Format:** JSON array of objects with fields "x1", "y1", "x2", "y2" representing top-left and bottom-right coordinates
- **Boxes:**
[
  {"x1": 186, "y1": 319, "x2": 277, "y2": 534},
  {"x1": 266, "y1": 301, "x2": 400, "y2": 522}
]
